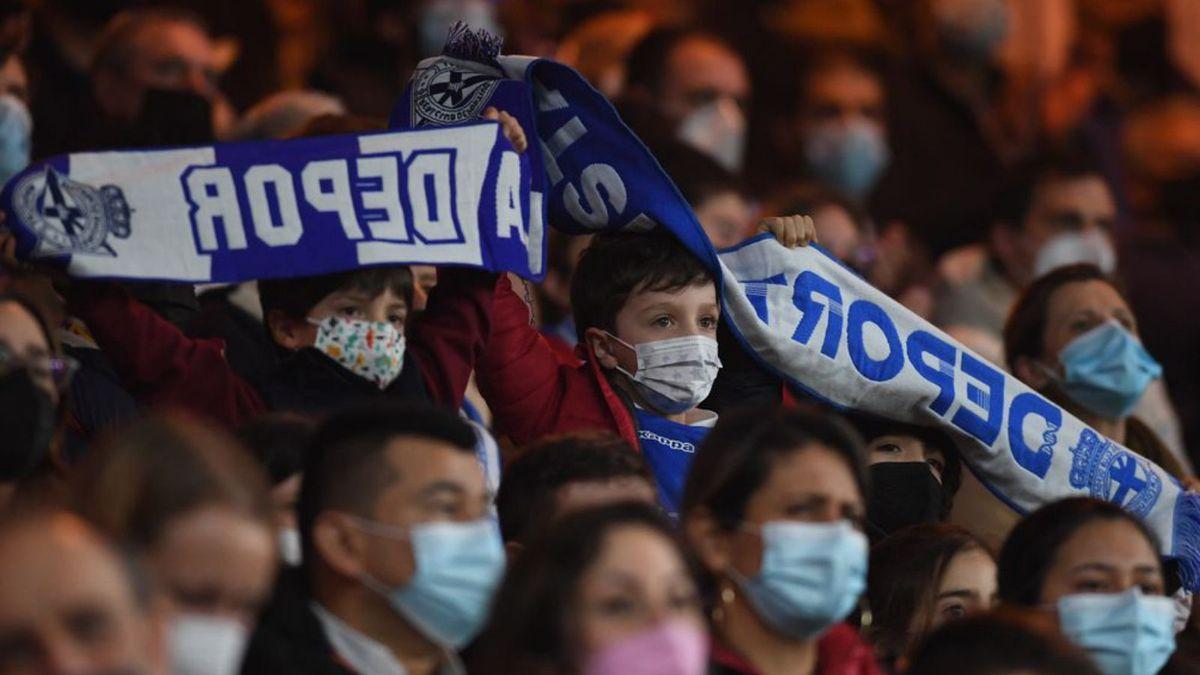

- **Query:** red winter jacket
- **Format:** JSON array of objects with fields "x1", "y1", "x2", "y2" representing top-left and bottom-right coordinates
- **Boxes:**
[
  {"x1": 65, "y1": 269, "x2": 497, "y2": 427},
  {"x1": 475, "y1": 274, "x2": 640, "y2": 451},
  {"x1": 709, "y1": 625, "x2": 884, "y2": 675}
]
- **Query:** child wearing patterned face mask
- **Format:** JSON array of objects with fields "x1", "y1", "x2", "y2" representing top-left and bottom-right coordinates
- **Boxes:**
[{"x1": 59, "y1": 109, "x2": 529, "y2": 426}]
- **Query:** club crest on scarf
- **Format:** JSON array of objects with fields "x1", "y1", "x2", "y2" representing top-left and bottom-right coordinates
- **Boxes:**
[
  {"x1": 1068, "y1": 428, "x2": 1163, "y2": 518},
  {"x1": 11, "y1": 165, "x2": 130, "y2": 257},
  {"x1": 412, "y1": 60, "x2": 502, "y2": 127}
]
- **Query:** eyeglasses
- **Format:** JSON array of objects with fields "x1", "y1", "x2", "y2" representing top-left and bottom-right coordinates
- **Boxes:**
[{"x1": 0, "y1": 343, "x2": 79, "y2": 392}]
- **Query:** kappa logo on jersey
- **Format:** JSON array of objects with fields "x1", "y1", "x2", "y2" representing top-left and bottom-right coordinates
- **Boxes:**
[
  {"x1": 411, "y1": 60, "x2": 501, "y2": 126},
  {"x1": 11, "y1": 165, "x2": 131, "y2": 257},
  {"x1": 1069, "y1": 428, "x2": 1163, "y2": 518}
]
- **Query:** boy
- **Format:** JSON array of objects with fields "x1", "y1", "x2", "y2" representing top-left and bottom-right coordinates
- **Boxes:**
[{"x1": 474, "y1": 216, "x2": 813, "y2": 516}]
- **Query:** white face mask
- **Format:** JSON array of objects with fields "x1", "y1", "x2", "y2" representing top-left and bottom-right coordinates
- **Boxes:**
[
  {"x1": 677, "y1": 97, "x2": 746, "y2": 173},
  {"x1": 278, "y1": 527, "x2": 302, "y2": 567},
  {"x1": 1032, "y1": 229, "x2": 1117, "y2": 278},
  {"x1": 169, "y1": 614, "x2": 250, "y2": 675},
  {"x1": 606, "y1": 333, "x2": 722, "y2": 415}
]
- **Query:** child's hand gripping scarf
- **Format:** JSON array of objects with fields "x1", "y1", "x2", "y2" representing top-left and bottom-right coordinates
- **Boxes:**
[{"x1": 390, "y1": 25, "x2": 1200, "y2": 590}]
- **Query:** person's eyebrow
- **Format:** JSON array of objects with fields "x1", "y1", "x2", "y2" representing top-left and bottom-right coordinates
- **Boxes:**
[
  {"x1": 1068, "y1": 562, "x2": 1116, "y2": 574},
  {"x1": 1133, "y1": 564, "x2": 1163, "y2": 576},
  {"x1": 936, "y1": 589, "x2": 979, "y2": 601},
  {"x1": 418, "y1": 481, "x2": 466, "y2": 500}
]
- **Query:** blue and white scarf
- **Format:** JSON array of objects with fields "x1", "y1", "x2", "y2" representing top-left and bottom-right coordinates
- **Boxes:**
[
  {"x1": 0, "y1": 123, "x2": 541, "y2": 282},
  {"x1": 390, "y1": 31, "x2": 1200, "y2": 589}
]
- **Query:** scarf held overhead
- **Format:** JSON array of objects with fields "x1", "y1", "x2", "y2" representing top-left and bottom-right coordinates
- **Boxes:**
[
  {"x1": 390, "y1": 31, "x2": 1200, "y2": 589},
  {"x1": 0, "y1": 124, "x2": 542, "y2": 282}
]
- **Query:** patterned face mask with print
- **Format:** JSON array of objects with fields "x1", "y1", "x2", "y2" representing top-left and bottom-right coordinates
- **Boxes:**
[{"x1": 308, "y1": 315, "x2": 406, "y2": 389}]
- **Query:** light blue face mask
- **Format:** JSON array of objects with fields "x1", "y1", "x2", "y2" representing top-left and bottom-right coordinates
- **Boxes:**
[
  {"x1": 353, "y1": 517, "x2": 506, "y2": 648},
  {"x1": 1058, "y1": 589, "x2": 1176, "y2": 675},
  {"x1": 731, "y1": 520, "x2": 868, "y2": 640},
  {"x1": 1046, "y1": 320, "x2": 1162, "y2": 420},
  {"x1": 0, "y1": 94, "x2": 30, "y2": 187},
  {"x1": 802, "y1": 118, "x2": 890, "y2": 200}
]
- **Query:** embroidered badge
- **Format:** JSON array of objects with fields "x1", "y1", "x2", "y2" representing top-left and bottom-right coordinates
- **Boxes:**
[
  {"x1": 11, "y1": 165, "x2": 130, "y2": 257},
  {"x1": 1068, "y1": 428, "x2": 1162, "y2": 518}
]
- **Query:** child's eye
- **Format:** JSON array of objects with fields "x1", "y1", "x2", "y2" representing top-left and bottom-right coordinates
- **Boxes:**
[
  {"x1": 338, "y1": 306, "x2": 364, "y2": 319},
  {"x1": 388, "y1": 313, "x2": 406, "y2": 326},
  {"x1": 699, "y1": 316, "x2": 717, "y2": 329},
  {"x1": 874, "y1": 443, "x2": 902, "y2": 455},
  {"x1": 653, "y1": 316, "x2": 673, "y2": 328}
]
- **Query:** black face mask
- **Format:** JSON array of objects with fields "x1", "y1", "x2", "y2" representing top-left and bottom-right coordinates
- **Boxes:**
[
  {"x1": 866, "y1": 462, "x2": 944, "y2": 542},
  {"x1": 0, "y1": 368, "x2": 56, "y2": 480}
]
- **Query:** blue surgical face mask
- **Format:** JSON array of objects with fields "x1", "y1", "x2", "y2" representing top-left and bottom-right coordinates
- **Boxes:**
[
  {"x1": 1044, "y1": 320, "x2": 1162, "y2": 420},
  {"x1": 0, "y1": 93, "x2": 30, "y2": 187},
  {"x1": 802, "y1": 118, "x2": 889, "y2": 200},
  {"x1": 932, "y1": 0, "x2": 1011, "y2": 62},
  {"x1": 1057, "y1": 589, "x2": 1176, "y2": 675},
  {"x1": 730, "y1": 520, "x2": 867, "y2": 640},
  {"x1": 351, "y1": 517, "x2": 506, "y2": 648}
]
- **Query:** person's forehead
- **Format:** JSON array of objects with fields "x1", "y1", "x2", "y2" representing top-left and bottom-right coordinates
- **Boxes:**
[
  {"x1": 1046, "y1": 280, "x2": 1127, "y2": 319},
  {"x1": 765, "y1": 444, "x2": 858, "y2": 495},
  {"x1": 0, "y1": 301, "x2": 49, "y2": 353},
  {"x1": 0, "y1": 521, "x2": 136, "y2": 623},
  {"x1": 1031, "y1": 174, "x2": 1113, "y2": 211},
  {"x1": 1054, "y1": 519, "x2": 1159, "y2": 570},
  {"x1": 131, "y1": 19, "x2": 214, "y2": 62},
  {"x1": 666, "y1": 37, "x2": 747, "y2": 93},
  {"x1": 380, "y1": 436, "x2": 482, "y2": 487},
  {"x1": 624, "y1": 283, "x2": 717, "y2": 312},
  {"x1": 585, "y1": 524, "x2": 684, "y2": 584},
  {"x1": 805, "y1": 61, "x2": 883, "y2": 104}
]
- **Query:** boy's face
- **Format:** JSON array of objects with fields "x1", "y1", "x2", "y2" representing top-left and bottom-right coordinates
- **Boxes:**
[
  {"x1": 275, "y1": 287, "x2": 408, "y2": 351},
  {"x1": 866, "y1": 433, "x2": 947, "y2": 483},
  {"x1": 588, "y1": 281, "x2": 719, "y2": 373}
]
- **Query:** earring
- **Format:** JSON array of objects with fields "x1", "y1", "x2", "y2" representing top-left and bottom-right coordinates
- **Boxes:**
[{"x1": 712, "y1": 582, "x2": 736, "y2": 625}]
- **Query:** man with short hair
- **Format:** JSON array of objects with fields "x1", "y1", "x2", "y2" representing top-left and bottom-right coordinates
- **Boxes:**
[
  {"x1": 240, "y1": 403, "x2": 504, "y2": 675},
  {"x1": 933, "y1": 153, "x2": 1120, "y2": 362},
  {"x1": 90, "y1": 7, "x2": 230, "y2": 132},
  {"x1": 620, "y1": 27, "x2": 750, "y2": 172},
  {"x1": 496, "y1": 432, "x2": 657, "y2": 550},
  {"x1": 0, "y1": 509, "x2": 166, "y2": 675}
]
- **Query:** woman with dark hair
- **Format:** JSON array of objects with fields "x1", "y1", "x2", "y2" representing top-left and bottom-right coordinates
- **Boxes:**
[
  {"x1": 998, "y1": 497, "x2": 1177, "y2": 674},
  {"x1": 0, "y1": 290, "x2": 76, "y2": 506},
  {"x1": 681, "y1": 406, "x2": 881, "y2": 674},
  {"x1": 1004, "y1": 263, "x2": 1188, "y2": 480},
  {"x1": 905, "y1": 608, "x2": 1101, "y2": 675},
  {"x1": 74, "y1": 411, "x2": 277, "y2": 675},
  {"x1": 865, "y1": 524, "x2": 996, "y2": 669},
  {"x1": 471, "y1": 501, "x2": 707, "y2": 675}
]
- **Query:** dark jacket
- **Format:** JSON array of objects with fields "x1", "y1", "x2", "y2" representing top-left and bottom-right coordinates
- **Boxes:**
[{"x1": 240, "y1": 570, "x2": 355, "y2": 675}]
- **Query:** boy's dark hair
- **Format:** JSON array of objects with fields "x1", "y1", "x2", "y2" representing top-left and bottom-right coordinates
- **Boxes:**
[
  {"x1": 496, "y1": 432, "x2": 651, "y2": 544},
  {"x1": 681, "y1": 406, "x2": 867, "y2": 533},
  {"x1": 906, "y1": 608, "x2": 1101, "y2": 675},
  {"x1": 997, "y1": 497, "x2": 1161, "y2": 607},
  {"x1": 258, "y1": 266, "x2": 414, "y2": 324},
  {"x1": 993, "y1": 150, "x2": 1107, "y2": 230},
  {"x1": 297, "y1": 402, "x2": 476, "y2": 577},
  {"x1": 570, "y1": 231, "x2": 714, "y2": 343}
]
